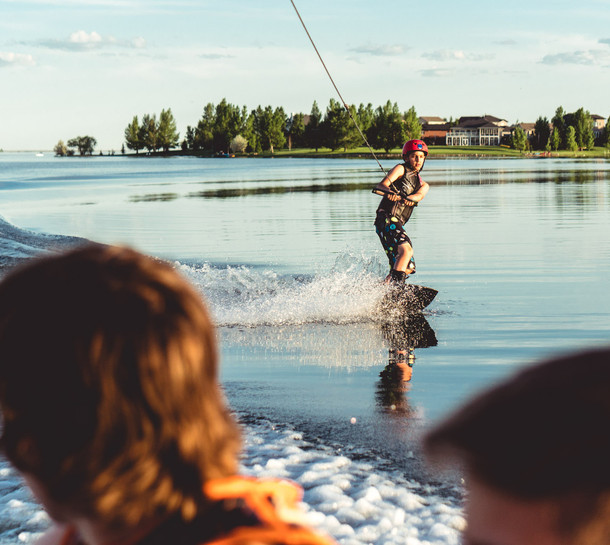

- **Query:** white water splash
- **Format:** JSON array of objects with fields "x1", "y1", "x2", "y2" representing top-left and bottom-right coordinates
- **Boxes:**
[{"x1": 175, "y1": 255, "x2": 388, "y2": 328}]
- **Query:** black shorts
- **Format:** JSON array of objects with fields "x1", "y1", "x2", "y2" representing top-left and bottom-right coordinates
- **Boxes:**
[{"x1": 374, "y1": 213, "x2": 413, "y2": 269}]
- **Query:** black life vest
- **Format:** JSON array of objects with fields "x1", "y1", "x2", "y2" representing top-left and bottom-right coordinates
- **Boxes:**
[{"x1": 376, "y1": 163, "x2": 422, "y2": 225}]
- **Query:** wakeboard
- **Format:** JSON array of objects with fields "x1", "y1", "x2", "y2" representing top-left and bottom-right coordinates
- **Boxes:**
[{"x1": 377, "y1": 283, "x2": 438, "y2": 315}]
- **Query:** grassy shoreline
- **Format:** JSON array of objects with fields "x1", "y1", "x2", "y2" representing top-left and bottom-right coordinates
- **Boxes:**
[
  {"x1": 141, "y1": 145, "x2": 610, "y2": 160},
  {"x1": 268, "y1": 145, "x2": 610, "y2": 159},
  {"x1": 15, "y1": 145, "x2": 610, "y2": 159}
]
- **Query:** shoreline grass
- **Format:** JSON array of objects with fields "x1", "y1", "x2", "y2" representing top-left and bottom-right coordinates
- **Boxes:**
[
  {"x1": 170, "y1": 145, "x2": 610, "y2": 159},
  {"x1": 268, "y1": 145, "x2": 610, "y2": 159},
  {"x1": 20, "y1": 145, "x2": 610, "y2": 159}
]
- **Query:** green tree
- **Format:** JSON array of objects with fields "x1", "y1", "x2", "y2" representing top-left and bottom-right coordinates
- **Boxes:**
[
  {"x1": 532, "y1": 117, "x2": 550, "y2": 151},
  {"x1": 53, "y1": 140, "x2": 67, "y2": 157},
  {"x1": 252, "y1": 105, "x2": 286, "y2": 153},
  {"x1": 511, "y1": 126, "x2": 528, "y2": 151},
  {"x1": 286, "y1": 112, "x2": 305, "y2": 150},
  {"x1": 139, "y1": 114, "x2": 159, "y2": 153},
  {"x1": 124, "y1": 116, "x2": 142, "y2": 154},
  {"x1": 551, "y1": 106, "x2": 566, "y2": 149},
  {"x1": 192, "y1": 104, "x2": 214, "y2": 151},
  {"x1": 603, "y1": 116, "x2": 610, "y2": 148},
  {"x1": 158, "y1": 108, "x2": 180, "y2": 152},
  {"x1": 403, "y1": 106, "x2": 422, "y2": 140},
  {"x1": 304, "y1": 101, "x2": 323, "y2": 151},
  {"x1": 369, "y1": 100, "x2": 405, "y2": 152},
  {"x1": 566, "y1": 125, "x2": 578, "y2": 152},
  {"x1": 270, "y1": 107, "x2": 287, "y2": 153},
  {"x1": 241, "y1": 113, "x2": 257, "y2": 153},
  {"x1": 550, "y1": 126, "x2": 561, "y2": 151},
  {"x1": 213, "y1": 99, "x2": 248, "y2": 152},
  {"x1": 356, "y1": 103, "x2": 375, "y2": 135},
  {"x1": 67, "y1": 135, "x2": 97, "y2": 156},
  {"x1": 573, "y1": 108, "x2": 594, "y2": 150},
  {"x1": 321, "y1": 99, "x2": 360, "y2": 151},
  {"x1": 182, "y1": 125, "x2": 195, "y2": 151}
]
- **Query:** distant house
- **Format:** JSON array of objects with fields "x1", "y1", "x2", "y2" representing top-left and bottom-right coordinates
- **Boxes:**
[
  {"x1": 591, "y1": 114, "x2": 606, "y2": 130},
  {"x1": 445, "y1": 115, "x2": 509, "y2": 146},
  {"x1": 516, "y1": 123, "x2": 536, "y2": 138},
  {"x1": 419, "y1": 116, "x2": 451, "y2": 145},
  {"x1": 419, "y1": 116, "x2": 446, "y2": 125},
  {"x1": 591, "y1": 114, "x2": 606, "y2": 140}
]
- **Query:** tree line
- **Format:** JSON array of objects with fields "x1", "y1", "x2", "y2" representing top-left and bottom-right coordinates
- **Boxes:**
[
  {"x1": 54, "y1": 101, "x2": 610, "y2": 157},
  {"x1": 126, "y1": 102, "x2": 609, "y2": 155},
  {"x1": 513, "y1": 107, "x2": 610, "y2": 152},
  {"x1": 122, "y1": 99, "x2": 423, "y2": 155}
]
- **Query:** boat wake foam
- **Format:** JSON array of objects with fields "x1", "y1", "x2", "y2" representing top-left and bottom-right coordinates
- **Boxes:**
[{"x1": 175, "y1": 256, "x2": 389, "y2": 328}]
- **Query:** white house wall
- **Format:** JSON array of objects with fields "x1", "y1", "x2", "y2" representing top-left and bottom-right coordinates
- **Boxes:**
[{"x1": 445, "y1": 127, "x2": 501, "y2": 146}]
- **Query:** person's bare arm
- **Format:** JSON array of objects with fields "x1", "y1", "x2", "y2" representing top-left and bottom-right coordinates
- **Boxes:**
[
  {"x1": 405, "y1": 181, "x2": 429, "y2": 203},
  {"x1": 372, "y1": 164, "x2": 405, "y2": 201}
]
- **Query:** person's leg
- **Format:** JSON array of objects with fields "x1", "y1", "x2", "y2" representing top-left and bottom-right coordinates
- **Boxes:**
[
  {"x1": 385, "y1": 242, "x2": 415, "y2": 284},
  {"x1": 376, "y1": 220, "x2": 399, "y2": 282},
  {"x1": 376, "y1": 217, "x2": 415, "y2": 284},
  {"x1": 394, "y1": 242, "x2": 415, "y2": 274}
]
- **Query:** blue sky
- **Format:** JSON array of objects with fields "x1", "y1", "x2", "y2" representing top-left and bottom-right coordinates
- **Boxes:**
[{"x1": 2, "y1": 0, "x2": 610, "y2": 150}]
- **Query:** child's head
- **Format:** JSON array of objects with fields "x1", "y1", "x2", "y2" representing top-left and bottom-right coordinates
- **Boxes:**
[
  {"x1": 0, "y1": 244, "x2": 241, "y2": 528},
  {"x1": 401, "y1": 139, "x2": 428, "y2": 172}
]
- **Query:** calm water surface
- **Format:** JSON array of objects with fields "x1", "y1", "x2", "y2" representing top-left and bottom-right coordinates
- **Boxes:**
[{"x1": 1, "y1": 153, "x2": 610, "y2": 475}]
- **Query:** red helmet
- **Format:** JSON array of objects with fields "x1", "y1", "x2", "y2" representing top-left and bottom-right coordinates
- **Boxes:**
[{"x1": 402, "y1": 139, "x2": 428, "y2": 156}]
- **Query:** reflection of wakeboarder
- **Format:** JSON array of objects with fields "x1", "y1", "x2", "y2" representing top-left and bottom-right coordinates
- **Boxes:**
[
  {"x1": 376, "y1": 353, "x2": 414, "y2": 416},
  {"x1": 375, "y1": 314, "x2": 438, "y2": 414}
]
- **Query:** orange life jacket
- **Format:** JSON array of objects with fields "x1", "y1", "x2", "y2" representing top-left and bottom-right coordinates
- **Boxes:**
[{"x1": 59, "y1": 475, "x2": 336, "y2": 545}]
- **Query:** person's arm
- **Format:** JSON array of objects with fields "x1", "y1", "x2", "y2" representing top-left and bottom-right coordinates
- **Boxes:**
[
  {"x1": 372, "y1": 164, "x2": 405, "y2": 202},
  {"x1": 405, "y1": 180, "x2": 429, "y2": 204}
]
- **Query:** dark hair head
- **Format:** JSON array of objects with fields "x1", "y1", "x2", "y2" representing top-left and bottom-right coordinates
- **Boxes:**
[
  {"x1": 425, "y1": 347, "x2": 610, "y2": 541},
  {"x1": 0, "y1": 244, "x2": 241, "y2": 527},
  {"x1": 425, "y1": 347, "x2": 610, "y2": 497}
]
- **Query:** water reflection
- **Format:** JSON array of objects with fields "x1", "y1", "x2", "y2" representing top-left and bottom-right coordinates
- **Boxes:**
[
  {"x1": 129, "y1": 192, "x2": 179, "y2": 202},
  {"x1": 185, "y1": 181, "x2": 372, "y2": 199},
  {"x1": 375, "y1": 313, "x2": 438, "y2": 416},
  {"x1": 425, "y1": 166, "x2": 610, "y2": 186}
]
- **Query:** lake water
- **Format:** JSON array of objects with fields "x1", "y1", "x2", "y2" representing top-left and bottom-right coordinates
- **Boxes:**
[{"x1": 1, "y1": 152, "x2": 610, "y2": 542}]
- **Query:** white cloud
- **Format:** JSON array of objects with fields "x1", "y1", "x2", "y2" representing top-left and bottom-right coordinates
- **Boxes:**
[
  {"x1": 131, "y1": 37, "x2": 147, "y2": 49},
  {"x1": 424, "y1": 49, "x2": 465, "y2": 61},
  {"x1": 0, "y1": 52, "x2": 35, "y2": 67},
  {"x1": 422, "y1": 49, "x2": 494, "y2": 62},
  {"x1": 38, "y1": 30, "x2": 146, "y2": 52},
  {"x1": 70, "y1": 30, "x2": 103, "y2": 45},
  {"x1": 350, "y1": 43, "x2": 409, "y2": 57},
  {"x1": 420, "y1": 68, "x2": 453, "y2": 78},
  {"x1": 541, "y1": 49, "x2": 610, "y2": 65},
  {"x1": 199, "y1": 52, "x2": 235, "y2": 60}
]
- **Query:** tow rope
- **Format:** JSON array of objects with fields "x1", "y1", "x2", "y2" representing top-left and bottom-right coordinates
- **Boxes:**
[{"x1": 289, "y1": 0, "x2": 388, "y2": 177}]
